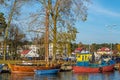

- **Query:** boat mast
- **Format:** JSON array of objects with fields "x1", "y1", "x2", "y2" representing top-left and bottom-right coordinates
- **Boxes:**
[
  {"x1": 89, "y1": 44, "x2": 90, "y2": 53},
  {"x1": 110, "y1": 43, "x2": 113, "y2": 55},
  {"x1": 45, "y1": 6, "x2": 49, "y2": 62}
]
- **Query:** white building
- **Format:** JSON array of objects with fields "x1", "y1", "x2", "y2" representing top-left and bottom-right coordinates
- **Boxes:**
[{"x1": 21, "y1": 45, "x2": 39, "y2": 57}]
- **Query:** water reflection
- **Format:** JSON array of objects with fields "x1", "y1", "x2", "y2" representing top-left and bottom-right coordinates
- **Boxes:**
[
  {"x1": 0, "y1": 73, "x2": 11, "y2": 80},
  {"x1": 0, "y1": 71, "x2": 120, "y2": 80},
  {"x1": 73, "y1": 73, "x2": 89, "y2": 80},
  {"x1": 72, "y1": 71, "x2": 120, "y2": 80},
  {"x1": 87, "y1": 71, "x2": 120, "y2": 80},
  {"x1": 35, "y1": 74, "x2": 58, "y2": 80},
  {"x1": 10, "y1": 73, "x2": 34, "y2": 80}
]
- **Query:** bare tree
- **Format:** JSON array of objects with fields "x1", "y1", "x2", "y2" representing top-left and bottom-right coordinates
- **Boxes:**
[
  {"x1": 26, "y1": 0, "x2": 90, "y2": 61},
  {"x1": 0, "y1": 0, "x2": 90, "y2": 61},
  {"x1": 38, "y1": 0, "x2": 90, "y2": 60},
  {"x1": 0, "y1": 0, "x2": 34, "y2": 60},
  {"x1": 8, "y1": 24, "x2": 25, "y2": 60}
]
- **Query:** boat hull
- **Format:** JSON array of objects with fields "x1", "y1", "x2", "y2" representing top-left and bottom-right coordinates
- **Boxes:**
[
  {"x1": 35, "y1": 69, "x2": 60, "y2": 75},
  {"x1": 118, "y1": 64, "x2": 120, "y2": 71},
  {"x1": 8, "y1": 64, "x2": 60, "y2": 74},
  {"x1": 73, "y1": 64, "x2": 114, "y2": 73},
  {"x1": 0, "y1": 64, "x2": 4, "y2": 73}
]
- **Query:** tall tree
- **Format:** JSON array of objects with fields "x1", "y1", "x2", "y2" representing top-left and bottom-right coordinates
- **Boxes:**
[
  {"x1": 9, "y1": 25, "x2": 25, "y2": 51},
  {"x1": 38, "y1": 0, "x2": 90, "y2": 61},
  {"x1": 0, "y1": 12, "x2": 7, "y2": 38},
  {"x1": 0, "y1": 0, "x2": 31, "y2": 60}
]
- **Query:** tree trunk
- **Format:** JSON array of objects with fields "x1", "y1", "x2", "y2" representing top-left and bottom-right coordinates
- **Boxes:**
[{"x1": 3, "y1": 0, "x2": 16, "y2": 60}]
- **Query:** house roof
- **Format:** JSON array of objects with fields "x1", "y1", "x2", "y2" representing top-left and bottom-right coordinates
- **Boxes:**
[
  {"x1": 74, "y1": 47, "x2": 85, "y2": 53},
  {"x1": 76, "y1": 48, "x2": 84, "y2": 51},
  {"x1": 97, "y1": 47, "x2": 111, "y2": 52},
  {"x1": 21, "y1": 50, "x2": 31, "y2": 54}
]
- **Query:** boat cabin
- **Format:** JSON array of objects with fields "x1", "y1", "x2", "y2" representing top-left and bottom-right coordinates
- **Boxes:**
[
  {"x1": 76, "y1": 53, "x2": 92, "y2": 66},
  {"x1": 76, "y1": 53, "x2": 92, "y2": 62}
]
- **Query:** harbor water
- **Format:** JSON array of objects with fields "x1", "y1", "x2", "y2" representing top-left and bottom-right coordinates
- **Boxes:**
[{"x1": 0, "y1": 71, "x2": 120, "y2": 80}]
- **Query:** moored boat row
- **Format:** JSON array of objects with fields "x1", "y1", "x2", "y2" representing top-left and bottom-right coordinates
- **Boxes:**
[
  {"x1": 0, "y1": 60, "x2": 120, "y2": 74},
  {"x1": 1, "y1": 53, "x2": 120, "y2": 74}
]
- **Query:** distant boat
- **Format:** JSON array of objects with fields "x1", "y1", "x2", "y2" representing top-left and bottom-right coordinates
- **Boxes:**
[
  {"x1": 73, "y1": 53, "x2": 115, "y2": 73},
  {"x1": 0, "y1": 64, "x2": 4, "y2": 73},
  {"x1": 34, "y1": 69, "x2": 60, "y2": 75}
]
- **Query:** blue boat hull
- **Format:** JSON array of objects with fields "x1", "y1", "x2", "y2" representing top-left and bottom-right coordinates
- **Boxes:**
[{"x1": 35, "y1": 69, "x2": 60, "y2": 75}]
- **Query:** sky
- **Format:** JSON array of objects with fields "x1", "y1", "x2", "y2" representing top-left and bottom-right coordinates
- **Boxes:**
[
  {"x1": 75, "y1": 0, "x2": 120, "y2": 44},
  {"x1": 0, "y1": 0, "x2": 120, "y2": 44}
]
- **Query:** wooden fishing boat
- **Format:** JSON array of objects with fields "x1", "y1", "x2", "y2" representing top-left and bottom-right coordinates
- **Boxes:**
[
  {"x1": 34, "y1": 69, "x2": 60, "y2": 75},
  {"x1": 8, "y1": 62, "x2": 60, "y2": 74},
  {"x1": 73, "y1": 53, "x2": 115, "y2": 73},
  {"x1": 33, "y1": 6, "x2": 61, "y2": 75}
]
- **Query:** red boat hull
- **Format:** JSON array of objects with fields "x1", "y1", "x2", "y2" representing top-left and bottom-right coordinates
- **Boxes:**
[{"x1": 73, "y1": 65, "x2": 114, "y2": 73}]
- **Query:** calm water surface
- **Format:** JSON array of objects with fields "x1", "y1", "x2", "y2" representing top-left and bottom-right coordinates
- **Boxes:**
[{"x1": 0, "y1": 71, "x2": 120, "y2": 80}]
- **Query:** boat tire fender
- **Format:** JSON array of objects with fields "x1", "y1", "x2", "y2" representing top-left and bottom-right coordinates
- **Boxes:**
[{"x1": 99, "y1": 67, "x2": 103, "y2": 73}]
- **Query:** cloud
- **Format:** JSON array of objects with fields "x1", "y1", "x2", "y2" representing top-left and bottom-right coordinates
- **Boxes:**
[{"x1": 89, "y1": 4, "x2": 120, "y2": 17}]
